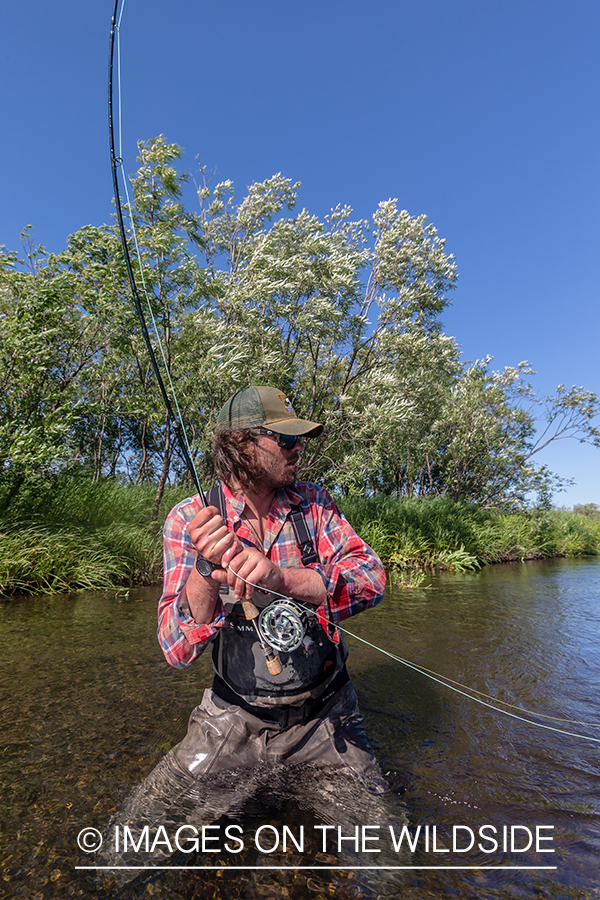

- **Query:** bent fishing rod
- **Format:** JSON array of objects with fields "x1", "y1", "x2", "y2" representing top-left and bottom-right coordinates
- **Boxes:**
[
  {"x1": 108, "y1": 0, "x2": 282, "y2": 675},
  {"x1": 107, "y1": 1, "x2": 600, "y2": 741},
  {"x1": 108, "y1": 1, "x2": 205, "y2": 507}
]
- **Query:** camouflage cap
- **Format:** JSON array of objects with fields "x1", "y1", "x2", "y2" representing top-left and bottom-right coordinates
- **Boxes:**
[{"x1": 216, "y1": 386, "x2": 323, "y2": 437}]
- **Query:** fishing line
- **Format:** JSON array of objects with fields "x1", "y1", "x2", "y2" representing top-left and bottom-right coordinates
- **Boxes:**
[
  {"x1": 334, "y1": 622, "x2": 600, "y2": 745},
  {"x1": 221, "y1": 566, "x2": 600, "y2": 741},
  {"x1": 114, "y1": 13, "x2": 196, "y2": 476},
  {"x1": 109, "y1": 0, "x2": 287, "y2": 674},
  {"x1": 290, "y1": 599, "x2": 600, "y2": 744},
  {"x1": 383, "y1": 656, "x2": 600, "y2": 728},
  {"x1": 108, "y1": 0, "x2": 599, "y2": 743},
  {"x1": 110, "y1": 0, "x2": 316, "y2": 606}
]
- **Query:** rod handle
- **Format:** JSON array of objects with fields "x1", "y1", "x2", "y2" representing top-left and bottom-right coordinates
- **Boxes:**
[
  {"x1": 242, "y1": 598, "x2": 282, "y2": 676},
  {"x1": 241, "y1": 599, "x2": 260, "y2": 620}
]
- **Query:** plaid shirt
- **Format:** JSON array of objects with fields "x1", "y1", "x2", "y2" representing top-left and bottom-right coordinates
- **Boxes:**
[{"x1": 157, "y1": 482, "x2": 386, "y2": 670}]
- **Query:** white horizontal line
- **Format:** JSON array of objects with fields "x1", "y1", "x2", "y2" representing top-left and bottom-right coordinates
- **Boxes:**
[{"x1": 77, "y1": 865, "x2": 558, "y2": 871}]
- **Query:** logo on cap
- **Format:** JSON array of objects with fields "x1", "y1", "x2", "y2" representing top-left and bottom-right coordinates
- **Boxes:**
[{"x1": 277, "y1": 394, "x2": 296, "y2": 415}]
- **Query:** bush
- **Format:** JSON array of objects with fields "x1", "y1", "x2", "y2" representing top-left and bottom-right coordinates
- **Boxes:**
[{"x1": 1, "y1": 476, "x2": 598, "y2": 596}]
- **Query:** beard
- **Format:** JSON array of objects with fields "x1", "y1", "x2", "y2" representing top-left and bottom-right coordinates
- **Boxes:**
[{"x1": 251, "y1": 445, "x2": 299, "y2": 492}]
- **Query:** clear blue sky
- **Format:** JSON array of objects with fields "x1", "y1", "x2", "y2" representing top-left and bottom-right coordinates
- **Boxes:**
[{"x1": 2, "y1": 0, "x2": 598, "y2": 505}]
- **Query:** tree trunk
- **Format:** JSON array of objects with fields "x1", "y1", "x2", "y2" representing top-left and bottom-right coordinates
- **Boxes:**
[
  {"x1": 93, "y1": 414, "x2": 107, "y2": 483},
  {"x1": 135, "y1": 420, "x2": 148, "y2": 485}
]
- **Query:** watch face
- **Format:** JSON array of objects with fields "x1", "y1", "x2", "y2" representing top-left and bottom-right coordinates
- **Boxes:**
[{"x1": 196, "y1": 555, "x2": 215, "y2": 576}]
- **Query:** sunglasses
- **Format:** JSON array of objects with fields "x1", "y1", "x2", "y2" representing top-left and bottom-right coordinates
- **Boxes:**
[{"x1": 257, "y1": 428, "x2": 302, "y2": 450}]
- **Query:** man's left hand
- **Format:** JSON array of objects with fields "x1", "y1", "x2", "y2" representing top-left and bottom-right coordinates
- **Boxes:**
[{"x1": 219, "y1": 543, "x2": 284, "y2": 601}]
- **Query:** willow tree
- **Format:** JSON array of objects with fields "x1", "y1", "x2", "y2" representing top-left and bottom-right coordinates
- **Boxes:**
[
  {"x1": 183, "y1": 158, "x2": 600, "y2": 503},
  {"x1": 427, "y1": 361, "x2": 600, "y2": 508},
  {"x1": 4, "y1": 138, "x2": 597, "y2": 510},
  {"x1": 191, "y1": 166, "x2": 459, "y2": 490},
  {"x1": 0, "y1": 230, "x2": 122, "y2": 508}
]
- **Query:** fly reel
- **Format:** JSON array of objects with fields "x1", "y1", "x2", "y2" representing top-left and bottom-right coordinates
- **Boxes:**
[{"x1": 258, "y1": 599, "x2": 307, "y2": 653}]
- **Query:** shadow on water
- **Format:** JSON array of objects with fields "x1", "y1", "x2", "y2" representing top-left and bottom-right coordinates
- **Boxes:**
[{"x1": 1, "y1": 558, "x2": 599, "y2": 899}]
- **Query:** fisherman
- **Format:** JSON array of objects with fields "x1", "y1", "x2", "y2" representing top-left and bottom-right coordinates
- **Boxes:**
[
  {"x1": 158, "y1": 385, "x2": 387, "y2": 787},
  {"x1": 100, "y1": 386, "x2": 388, "y2": 873}
]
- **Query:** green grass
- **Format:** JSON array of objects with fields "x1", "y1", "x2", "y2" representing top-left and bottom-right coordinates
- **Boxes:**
[
  {"x1": 338, "y1": 495, "x2": 600, "y2": 579},
  {"x1": 0, "y1": 475, "x2": 194, "y2": 596},
  {"x1": 0, "y1": 524, "x2": 129, "y2": 595},
  {"x1": 1, "y1": 475, "x2": 598, "y2": 596}
]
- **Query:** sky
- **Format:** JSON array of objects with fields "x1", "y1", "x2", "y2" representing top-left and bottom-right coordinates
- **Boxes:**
[{"x1": 2, "y1": 0, "x2": 598, "y2": 505}]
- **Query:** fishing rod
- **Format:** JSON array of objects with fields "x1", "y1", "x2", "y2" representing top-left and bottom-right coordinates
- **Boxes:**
[
  {"x1": 108, "y1": 0, "x2": 283, "y2": 675},
  {"x1": 107, "y1": 2, "x2": 600, "y2": 739},
  {"x1": 108, "y1": 0, "x2": 206, "y2": 507}
]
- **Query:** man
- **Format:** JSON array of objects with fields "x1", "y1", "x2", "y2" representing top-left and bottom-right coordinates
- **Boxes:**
[
  {"x1": 157, "y1": 385, "x2": 387, "y2": 787},
  {"x1": 100, "y1": 386, "x2": 388, "y2": 874}
]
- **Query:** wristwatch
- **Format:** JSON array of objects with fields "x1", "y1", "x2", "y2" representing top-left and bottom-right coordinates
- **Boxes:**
[{"x1": 195, "y1": 555, "x2": 221, "y2": 577}]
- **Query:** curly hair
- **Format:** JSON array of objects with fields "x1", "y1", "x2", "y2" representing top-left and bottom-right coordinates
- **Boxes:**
[{"x1": 213, "y1": 428, "x2": 266, "y2": 491}]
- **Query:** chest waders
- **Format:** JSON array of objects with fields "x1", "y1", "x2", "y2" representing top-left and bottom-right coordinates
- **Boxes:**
[{"x1": 206, "y1": 486, "x2": 349, "y2": 717}]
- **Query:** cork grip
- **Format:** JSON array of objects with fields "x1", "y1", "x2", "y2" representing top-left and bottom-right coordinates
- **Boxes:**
[
  {"x1": 241, "y1": 599, "x2": 260, "y2": 620},
  {"x1": 266, "y1": 655, "x2": 283, "y2": 676}
]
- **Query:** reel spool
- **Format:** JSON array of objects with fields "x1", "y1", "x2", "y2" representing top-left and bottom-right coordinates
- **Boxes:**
[{"x1": 258, "y1": 599, "x2": 307, "y2": 652}]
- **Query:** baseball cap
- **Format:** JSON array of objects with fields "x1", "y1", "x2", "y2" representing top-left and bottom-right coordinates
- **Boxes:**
[{"x1": 216, "y1": 386, "x2": 323, "y2": 437}]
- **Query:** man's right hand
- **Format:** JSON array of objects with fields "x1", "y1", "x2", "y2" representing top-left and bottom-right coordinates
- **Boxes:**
[
  {"x1": 187, "y1": 505, "x2": 241, "y2": 571},
  {"x1": 183, "y1": 505, "x2": 243, "y2": 626}
]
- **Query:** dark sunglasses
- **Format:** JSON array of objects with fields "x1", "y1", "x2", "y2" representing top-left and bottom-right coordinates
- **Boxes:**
[{"x1": 257, "y1": 428, "x2": 302, "y2": 450}]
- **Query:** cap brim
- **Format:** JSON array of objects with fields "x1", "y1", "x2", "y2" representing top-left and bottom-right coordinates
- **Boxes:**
[{"x1": 267, "y1": 418, "x2": 323, "y2": 437}]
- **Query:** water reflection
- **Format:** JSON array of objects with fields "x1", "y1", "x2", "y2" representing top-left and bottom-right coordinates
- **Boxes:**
[{"x1": 1, "y1": 558, "x2": 599, "y2": 898}]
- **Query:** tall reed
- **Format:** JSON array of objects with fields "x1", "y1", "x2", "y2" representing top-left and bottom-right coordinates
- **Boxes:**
[
  {"x1": 338, "y1": 495, "x2": 600, "y2": 573},
  {"x1": 0, "y1": 475, "x2": 193, "y2": 596}
]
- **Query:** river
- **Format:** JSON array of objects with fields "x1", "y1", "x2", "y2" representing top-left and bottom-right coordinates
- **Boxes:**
[{"x1": 0, "y1": 557, "x2": 599, "y2": 899}]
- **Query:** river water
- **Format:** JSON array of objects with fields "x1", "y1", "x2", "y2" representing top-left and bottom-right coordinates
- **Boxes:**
[{"x1": 1, "y1": 557, "x2": 599, "y2": 899}]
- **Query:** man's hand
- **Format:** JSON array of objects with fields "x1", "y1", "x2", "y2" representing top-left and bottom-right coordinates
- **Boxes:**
[
  {"x1": 187, "y1": 505, "x2": 241, "y2": 571},
  {"x1": 186, "y1": 503, "x2": 326, "y2": 609},
  {"x1": 183, "y1": 505, "x2": 244, "y2": 626},
  {"x1": 220, "y1": 543, "x2": 285, "y2": 600}
]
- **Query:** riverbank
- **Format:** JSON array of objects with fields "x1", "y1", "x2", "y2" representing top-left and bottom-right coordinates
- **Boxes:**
[
  {"x1": 1, "y1": 477, "x2": 598, "y2": 595},
  {"x1": 0, "y1": 477, "x2": 186, "y2": 597},
  {"x1": 340, "y1": 495, "x2": 600, "y2": 586}
]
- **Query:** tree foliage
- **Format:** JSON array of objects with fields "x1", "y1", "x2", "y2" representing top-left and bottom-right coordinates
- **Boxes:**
[{"x1": 1, "y1": 137, "x2": 598, "y2": 511}]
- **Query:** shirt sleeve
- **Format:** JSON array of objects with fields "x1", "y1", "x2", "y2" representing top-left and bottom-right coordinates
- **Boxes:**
[
  {"x1": 306, "y1": 487, "x2": 386, "y2": 625},
  {"x1": 157, "y1": 500, "x2": 226, "y2": 670}
]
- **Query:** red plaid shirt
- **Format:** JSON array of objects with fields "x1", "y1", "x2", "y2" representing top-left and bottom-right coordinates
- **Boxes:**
[{"x1": 157, "y1": 482, "x2": 386, "y2": 670}]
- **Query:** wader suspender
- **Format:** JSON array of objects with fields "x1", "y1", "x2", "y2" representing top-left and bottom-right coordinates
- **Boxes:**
[{"x1": 207, "y1": 485, "x2": 318, "y2": 565}]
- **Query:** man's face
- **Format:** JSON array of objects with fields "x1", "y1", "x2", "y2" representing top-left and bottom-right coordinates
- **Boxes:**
[{"x1": 252, "y1": 432, "x2": 301, "y2": 492}]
